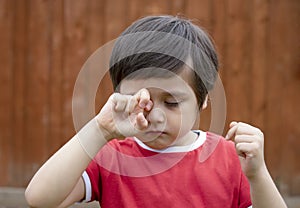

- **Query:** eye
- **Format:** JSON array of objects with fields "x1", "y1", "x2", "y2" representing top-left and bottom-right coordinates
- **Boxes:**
[{"x1": 165, "y1": 101, "x2": 179, "y2": 107}]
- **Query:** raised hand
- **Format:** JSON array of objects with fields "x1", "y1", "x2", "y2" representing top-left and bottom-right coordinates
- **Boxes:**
[
  {"x1": 96, "y1": 88, "x2": 153, "y2": 141},
  {"x1": 225, "y1": 121, "x2": 267, "y2": 179}
]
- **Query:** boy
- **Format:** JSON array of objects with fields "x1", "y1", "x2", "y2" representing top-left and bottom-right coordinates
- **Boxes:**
[{"x1": 25, "y1": 15, "x2": 287, "y2": 207}]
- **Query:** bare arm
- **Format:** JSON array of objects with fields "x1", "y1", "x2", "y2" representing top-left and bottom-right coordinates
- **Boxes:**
[
  {"x1": 248, "y1": 166, "x2": 287, "y2": 208},
  {"x1": 25, "y1": 89, "x2": 152, "y2": 207},
  {"x1": 226, "y1": 122, "x2": 287, "y2": 208},
  {"x1": 25, "y1": 118, "x2": 108, "y2": 207}
]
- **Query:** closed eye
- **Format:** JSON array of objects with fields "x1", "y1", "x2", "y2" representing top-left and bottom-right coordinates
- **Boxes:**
[{"x1": 165, "y1": 101, "x2": 179, "y2": 107}]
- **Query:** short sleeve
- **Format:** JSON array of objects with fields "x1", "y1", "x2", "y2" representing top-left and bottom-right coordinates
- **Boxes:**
[
  {"x1": 239, "y1": 171, "x2": 252, "y2": 208},
  {"x1": 82, "y1": 159, "x2": 102, "y2": 202}
]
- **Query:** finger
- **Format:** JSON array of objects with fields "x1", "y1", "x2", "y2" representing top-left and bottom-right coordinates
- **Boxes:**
[
  {"x1": 135, "y1": 112, "x2": 148, "y2": 130},
  {"x1": 111, "y1": 93, "x2": 127, "y2": 111},
  {"x1": 145, "y1": 100, "x2": 153, "y2": 111},
  {"x1": 233, "y1": 123, "x2": 263, "y2": 137},
  {"x1": 229, "y1": 121, "x2": 238, "y2": 128},
  {"x1": 134, "y1": 88, "x2": 150, "y2": 108},
  {"x1": 234, "y1": 135, "x2": 257, "y2": 144},
  {"x1": 125, "y1": 96, "x2": 138, "y2": 114},
  {"x1": 236, "y1": 142, "x2": 260, "y2": 158},
  {"x1": 225, "y1": 123, "x2": 239, "y2": 140}
]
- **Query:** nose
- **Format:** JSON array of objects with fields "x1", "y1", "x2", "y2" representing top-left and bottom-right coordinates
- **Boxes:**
[{"x1": 146, "y1": 107, "x2": 166, "y2": 125}]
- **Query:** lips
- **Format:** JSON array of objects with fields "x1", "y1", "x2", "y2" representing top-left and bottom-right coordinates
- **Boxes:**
[{"x1": 146, "y1": 131, "x2": 166, "y2": 135}]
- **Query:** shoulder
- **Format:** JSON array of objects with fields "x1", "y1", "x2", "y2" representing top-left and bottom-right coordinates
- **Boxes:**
[
  {"x1": 206, "y1": 131, "x2": 236, "y2": 152},
  {"x1": 200, "y1": 131, "x2": 238, "y2": 162}
]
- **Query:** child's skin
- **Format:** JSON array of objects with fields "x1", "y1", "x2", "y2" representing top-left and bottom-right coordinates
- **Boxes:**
[{"x1": 25, "y1": 68, "x2": 287, "y2": 207}]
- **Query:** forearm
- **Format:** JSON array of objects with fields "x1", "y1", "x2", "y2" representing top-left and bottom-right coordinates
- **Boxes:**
[
  {"x1": 249, "y1": 167, "x2": 287, "y2": 208},
  {"x1": 25, "y1": 118, "x2": 108, "y2": 207}
]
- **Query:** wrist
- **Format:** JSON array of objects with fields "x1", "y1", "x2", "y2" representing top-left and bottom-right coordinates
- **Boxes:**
[
  {"x1": 247, "y1": 164, "x2": 269, "y2": 183},
  {"x1": 97, "y1": 123, "x2": 115, "y2": 141},
  {"x1": 76, "y1": 118, "x2": 111, "y2": 158},
  {"x1": 94, "y1": 116, "x2": 115, "y2": 141}
]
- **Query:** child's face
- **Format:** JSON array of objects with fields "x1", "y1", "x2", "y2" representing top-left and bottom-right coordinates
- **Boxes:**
[{"x1": 119, "y1": 68, "x2": 203, "y2": 149}]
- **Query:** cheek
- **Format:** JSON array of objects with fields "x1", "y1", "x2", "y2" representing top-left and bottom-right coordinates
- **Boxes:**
[
  {"x1": 165, "y1": 107, "x2": 197, "y2": 131},
  {"x1": 179, "y1": 104, "x2": 198, "y2": 126}
]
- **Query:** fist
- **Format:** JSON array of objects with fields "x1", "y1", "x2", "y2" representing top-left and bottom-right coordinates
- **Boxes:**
[
  {"x1": 96, "y1": 88, "x2": 153, "y2": 140},
  {"x1": 225, "y1": 122, "x2": 267, "y2": 179}
]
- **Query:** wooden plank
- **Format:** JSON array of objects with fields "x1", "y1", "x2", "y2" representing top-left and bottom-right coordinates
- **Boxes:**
[
  {"x1": 266, "y1": 0, "x2": 300, "y2": 195},
  {"x1": 250, "y1": 0, "x2": 268, "y2": 129},
  {"x1": 22, "y1": 0, "x2": 51, "y2": 186},
  {"x1": 87, "y1": 0, "x2": 106, "y2": 53},
  {"x1": 141, "y1": 0, "x2": 172, "y2": 16},
  {"x1": 264, "y1": 0, "x2": 288, "y2": 192},
  {"x1": 0, "y1": 0, "x2": 14, "y2": 186},
  {"x1": 170, "y1": 0, "x2": 186, "y2": 16},
  {"x1": 63, "y1": 0, "x2": 89, "y2": 136},
  {"x1": 47, "y1": 0, "x2": 64, "y2": 156},
  {"x1": 127, "y1": 0, "x2": 144, "y2": 22},
  {"x1": 87, "y1": 0, "x2": 113, "y2": 115},
  {"x1": 10, "y1": 0, "x2": 28, "y2": 186},
  {"x1": 185, "y1": 0, "x2": 212, "y2": 30},
  {"x1": 104, "y1": 0, "x2": 129, "y2": 42},
  {"x1": 222, "y1": 0, "x2": 252, "y2": 123},
  {"x1": 280, "y1": 0, "x2": 300, "y2": 194}
]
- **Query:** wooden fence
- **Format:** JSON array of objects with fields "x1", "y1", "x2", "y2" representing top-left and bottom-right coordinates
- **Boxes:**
[{"x1": 0, "y1": 0, "x2": 299, "y2": 196}]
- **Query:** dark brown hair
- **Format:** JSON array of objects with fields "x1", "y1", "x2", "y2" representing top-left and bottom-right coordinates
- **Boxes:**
[{"x1": 109, "y1": 15, "x2": 218, "y2": 108}]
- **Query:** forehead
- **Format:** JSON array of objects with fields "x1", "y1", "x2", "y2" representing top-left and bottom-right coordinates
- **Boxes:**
[{"x1": 119, "y1": 68, "x2": 195, "y2": 96}]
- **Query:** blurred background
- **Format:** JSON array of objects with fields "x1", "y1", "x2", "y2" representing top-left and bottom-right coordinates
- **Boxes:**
[{"x1": 0, "y1": 0, "x2": 299, "y2": 206}]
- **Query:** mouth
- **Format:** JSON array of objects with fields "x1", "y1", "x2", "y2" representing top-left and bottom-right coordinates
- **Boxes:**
[{"x1": 145, "y1": 131, "x2": 166, "y2": 136}]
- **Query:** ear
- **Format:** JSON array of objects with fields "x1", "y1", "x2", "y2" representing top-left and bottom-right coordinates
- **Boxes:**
[{"x1": 201, "y1": 95, "x2": 209, "y2": 110}]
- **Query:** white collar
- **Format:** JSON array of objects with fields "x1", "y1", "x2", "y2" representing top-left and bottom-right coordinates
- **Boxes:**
[{"x1": 133, "y1": 130, "x2": 206, "y2": 153}]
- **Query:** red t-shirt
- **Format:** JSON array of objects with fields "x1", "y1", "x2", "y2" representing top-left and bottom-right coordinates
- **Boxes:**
[{"x1": 83, "y1": 131, "x2": 252, "y2": 207}]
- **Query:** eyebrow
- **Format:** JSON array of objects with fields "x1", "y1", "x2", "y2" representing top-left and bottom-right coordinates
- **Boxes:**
[{"x1": 161, "y1": 91, "x2": 189, "y2": 97}]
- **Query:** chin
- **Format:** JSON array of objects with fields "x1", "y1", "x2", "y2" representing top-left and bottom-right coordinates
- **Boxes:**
[{"x1": 144, "y1": 140, "x2": 171, "y2": 150}]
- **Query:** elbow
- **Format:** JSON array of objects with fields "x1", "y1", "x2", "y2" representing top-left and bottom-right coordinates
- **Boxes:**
[
  {"x1": 25, "y1": 186, "x2": 62, "y2": 208},
  {"x1": 25, "y1": 186, "x2": 48, "y2": 208},
  {"x1": 25, "y1": 187, "x2": 40, "y2": 208}
]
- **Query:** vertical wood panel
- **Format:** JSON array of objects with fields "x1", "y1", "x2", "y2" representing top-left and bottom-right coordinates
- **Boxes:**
[
  {"x1": 47, "y1": 0, "x2": 64, "y2": 156},
  {"x1": 250, "y1": 0, "x2": 268, "y2": 129},
  {"x1": 10, "y1": 0, "x2": 28, "y2": 186},
  {"x1": 22, "y1": 0, "x2": 51, "y2": 185},
  {"x1": 170, "y1": 0, "x2": 186, "y2": 16},
  {"x1": 223, "y1": 0, "x2": 252, "y2": 122},
  {"x1": 142, "y1": 0, "x2": 172, "y2": 16},
  {"x1": 63, "y1": 0, "x2": 89, "y2": 136},
  {"x1": 0, "y1": 0, "x2": 14, "y2": 186},
  {"x1": 185, "y1": 0, "x2": 212, "y2": 30},
  {"x1": 266, "y1": 0, "x2": 300, "y2": 195},
  {"x1": 281, "y1": 0, "x2": 300, "y2": 194},
  {"x1": 87, "y1": 0, "x2": 114, "y2": 115},
  {"x1": 127, "y1": 0, "x2": 144, "y2": 23},
  {"x1": 104, "y1": 0, "x2": 129, "y2": 42}
]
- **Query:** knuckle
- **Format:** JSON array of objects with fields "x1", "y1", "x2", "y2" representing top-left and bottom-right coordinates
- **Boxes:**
[
  {"x1": 234, "y1": 135, "x2": 241, "y2": 143},
  {"x1": 235, "y1": 143, "x2": 242, "y2": 150},
  {"x1": 257, "y1": 129, "x2": 264, "y2": 137},
  {"x1": 253, "y1": 141, "x2": 259, "y2": 148},
  {"x1": 110, "y1": 93, "x2": 118, "y2": 101}
]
